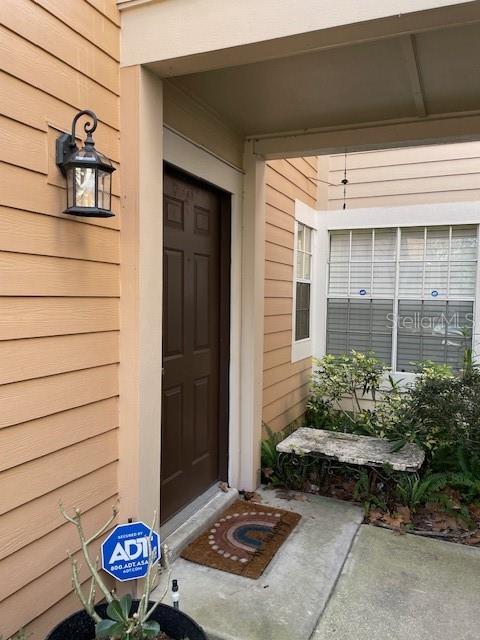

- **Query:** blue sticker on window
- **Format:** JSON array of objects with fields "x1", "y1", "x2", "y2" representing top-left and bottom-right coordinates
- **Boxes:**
[
  {"x1": 359, "y1": 289, "x2": 367, "y2": 296},
  {"x1": 431, "y1": 290, "x2": 439, "y2": 297}
]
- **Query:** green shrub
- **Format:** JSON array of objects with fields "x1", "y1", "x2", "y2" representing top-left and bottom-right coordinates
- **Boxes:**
[
  {"x1": 378, "y1": 363, "x2": 480, "y2": 464},
  {"x1": 307, "y1": 351, "x2": 386, "y2": 430},
  {"x1": 303, "y1": 350, "x2": 480, "y2": 512}
]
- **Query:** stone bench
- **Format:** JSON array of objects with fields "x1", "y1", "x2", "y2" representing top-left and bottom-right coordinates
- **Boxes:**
[{"x1": 276, "y1": 427, "x2": 425, "y2": 472}]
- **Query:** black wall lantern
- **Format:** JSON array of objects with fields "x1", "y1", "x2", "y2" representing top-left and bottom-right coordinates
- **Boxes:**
[{"x1": 56, "y1": 110, "x2": 115, "y2": 218}]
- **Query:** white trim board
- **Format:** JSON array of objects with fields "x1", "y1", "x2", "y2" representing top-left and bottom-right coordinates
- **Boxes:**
[{"x1": 316, "y1": 200, "x2": 480, "y2": 230}]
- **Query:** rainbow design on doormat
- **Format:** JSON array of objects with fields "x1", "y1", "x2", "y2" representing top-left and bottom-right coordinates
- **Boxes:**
[
  {"x1": 181, "y1": 500, "x2": 301, "y2": 579},
  {"x1": 208, "y1": 510, "x2": 282, "y2": 562}
]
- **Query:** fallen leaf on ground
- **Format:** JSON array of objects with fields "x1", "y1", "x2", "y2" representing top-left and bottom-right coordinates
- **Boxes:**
[
  {"x1": 382, "y1": 512, "x2": 407, "y2": 530},
  {"x1": 243, "y1": 491, "x2": 262, "y2": 502},
  {"x1": 469, "y1": 504, "x2": 480, "y2": 521},
  {"x1": 395, "y1": 505, "x2": 412, "y2": 523},
  {"x1": 368, "y1": 508, "x2": 384, "y2": 524}
]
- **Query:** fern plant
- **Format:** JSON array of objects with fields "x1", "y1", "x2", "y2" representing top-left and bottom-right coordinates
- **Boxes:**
[
  {"x1": 395, "y1": 472, "x2": 448, "y2": 511},
  {"x1": 446, "y1": 449, "x2": 480, "y2": 502},
  {"x1": 353, "y1": 469, "x2": 386, "y2": 515}
]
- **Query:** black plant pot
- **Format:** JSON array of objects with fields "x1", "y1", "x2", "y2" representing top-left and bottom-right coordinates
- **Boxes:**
[{"x1": 45, "y1": 601, "x2": 206, "y2": 640}]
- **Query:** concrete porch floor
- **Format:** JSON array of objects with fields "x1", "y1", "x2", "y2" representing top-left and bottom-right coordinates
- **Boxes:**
[
  {"x1": 153, "y1": 489, "x2": 480, "y2": 640},
  {"x1": 154, "y1": 488, "x2": 363, "y2": 640}
]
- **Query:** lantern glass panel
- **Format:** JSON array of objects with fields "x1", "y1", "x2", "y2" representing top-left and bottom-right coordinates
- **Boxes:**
[
  {"x1": 75, "y1": 167, "x2": 96, "y2": 208},
  {"x1": 98, "y1": 169, "x2": 111, "y2": 211},
  {"x1": 66, "y1": 167, "x2": 74, "y2": 209}
]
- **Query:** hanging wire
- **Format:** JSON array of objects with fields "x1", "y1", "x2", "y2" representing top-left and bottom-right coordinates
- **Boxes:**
[{"x1": 341, "y1": 150, "x2": 349, "y2": 209}]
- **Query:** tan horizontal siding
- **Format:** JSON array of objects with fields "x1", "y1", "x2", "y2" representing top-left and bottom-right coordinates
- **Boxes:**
[
  {"x1": 263, "y1": 369, "x2": 311, "y2": 407},
  {"x1": 0, "y1": 207, "x2": 120, "y2": 263},
  {"x1": 264, "y1": 223, "x2": 293, "y2": 248},
  {"x1": 266, "y1": 165, "x2": 317, "y2": 209},
  {"x1": 34, "y1": 0, "x2": 119, "y2": 61},
  {"x1": 0, "y1": 537, "x2": 107, "y2": 638},
  {"x1": 303, "y1": 156, "x2": 318, "y2": 170},
  {"x1": 262, "y1": 157, "x2": 317, "y2": 431},
  {"x1": 263, "y1": 345, "x2": 292, "y2": 371},
  {"x1": 0, "y1": 463, "x2": 117, "y2": 561},
  {"x1": 328, "y1": 142, "x2": 480, "y2": 209},
  {"x1": 264, "y1": 330, "x2": 292, "y2": 353},
  {"x1": 0, "y1": 26, "x2": 118, "y2": 129},
  {"x1": 264, "y1": 314, "x2": 292, "y2": 335},
  {"x1": 263, "y1": 358, "x2": 310, "y2": 390},
  {"x1": 0, "y1": 114, "x2": 46, "y2": 173},
  {"x1": 273, "y1": 159, "x2": 318, "y2": 201},
  {"x1": 0, "y1": 498, "x2": 115, "y2": 601},
  {"x1": 0, "y1": 331, "x2": 118, "y2": 385},
  {"x1": 0, "y1": 2, "x2": 120, "y2": 633},
  {"x1": 263, "y1": 382, "x2": 310, "y2": 424},
  {"x1": 0, "y1": 431, "x2": 118, "y2": 515},
  {"x1": 0, "y1": 71, "x2": 119, "y2": 161},
  {"x1": 287, "y1": 156, "x2": 318, "y2": 180},
  {"x1": 85, "y1": 0, "x2": 121, "y2": 26},
  {"x1": 265, "y1": 241, "x2": 293, "y2": 266},
  {"x1": 0, "y1": 297, "x2": 119, "y2": 339},
  {"x1": 0, "y1": 332, "x2": 119, "y2": 385},
  {"x1": 23, "y1": 581, "x2": 101, "y2": 640},
  {"x1": 0, "y1": 364, "x2": 119, "y2": 429},
  {"x1": 267, "y1": 398, "x2": 308, "y2": 432},
  {"x1": 0, "y1": 252, "x2": 119, "y2": 297},
  {"x1": 0, "y1": 0, "x2": 119, "y2": 94},
  {"x1": 329, "y1": 172, "x2": 480, "y2": 202},
  {"x1": 264, "y1": 279, "x2": 293, "y2": 298},
  {"x1": 264, "y1": 297, "x2": 293, "y2": 317},
  {"x1": 329, "y1": 142, "x2": 480, "y2": 170},
  {"x1": 265, "y1": 259, "x2": 293, "y2": 282},
  {"x1": 0, "y1": 398, "x2": 118, "y2": 471},
  {"x1": 266, "y1": 183, "x2": 296, "y2": 214},
  {"x1": 266, "y1": 204, "x2": 295, "y2": 232},
  {"x1": 329, "y1": 157, "x2": 480, "y2": 184},
  {"x1": 331, "y1": 189, "x2": 480, "y2": 209}
]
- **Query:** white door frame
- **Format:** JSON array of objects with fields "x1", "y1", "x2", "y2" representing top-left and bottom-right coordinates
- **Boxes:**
[{"x1": 163, "y1": 127, "x2": 265, "y2": 493}]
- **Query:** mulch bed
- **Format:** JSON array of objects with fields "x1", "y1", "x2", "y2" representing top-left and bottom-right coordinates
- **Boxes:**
[{"x1": 270, "y1": 476, "x2": 480, "y2": 546}]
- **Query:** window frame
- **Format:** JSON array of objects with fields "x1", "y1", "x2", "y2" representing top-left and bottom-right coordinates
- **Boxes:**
[
  {"x1": 314, "y1": 201, "x2": 480, "y2": 376},
  {"x1": 291, "y1": 202, "x2": 318, "y2": 362}
]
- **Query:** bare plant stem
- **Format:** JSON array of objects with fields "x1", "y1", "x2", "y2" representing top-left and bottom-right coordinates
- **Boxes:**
[
  {"x1": 60, "y1": 502, "x2": 116, "y2": 604},
  {"x1": 70, "y1": 558, "x2": 101, "y2": 623}
]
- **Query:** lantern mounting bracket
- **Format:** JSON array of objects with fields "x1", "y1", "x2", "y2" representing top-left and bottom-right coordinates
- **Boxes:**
[{"x1": 56, "y1": 109, "x2": 98, "y2": 176}]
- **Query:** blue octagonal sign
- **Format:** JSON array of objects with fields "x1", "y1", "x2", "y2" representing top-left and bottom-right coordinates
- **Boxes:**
[{"x1": 101, "y1": 521, "x2": 160, "y2": 582}]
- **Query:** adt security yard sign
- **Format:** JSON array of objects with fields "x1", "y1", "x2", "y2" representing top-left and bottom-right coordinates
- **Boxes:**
[{"x1": 101, "y1": 522, "x2": 160, "y2": 582}]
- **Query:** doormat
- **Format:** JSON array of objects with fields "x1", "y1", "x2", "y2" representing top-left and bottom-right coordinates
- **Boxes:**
[{"x1": 180, "y1": 500, "x2": 301, "y2": 579}]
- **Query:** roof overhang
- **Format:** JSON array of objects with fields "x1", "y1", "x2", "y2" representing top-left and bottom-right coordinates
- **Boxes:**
[{"x1": 120, "y1": 1, "x2": 480, "y2": 158}]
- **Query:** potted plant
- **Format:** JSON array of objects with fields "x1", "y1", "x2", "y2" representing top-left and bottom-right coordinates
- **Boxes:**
[{"x1": 45, "y1": 505, "x2": 206, "y2": 640}]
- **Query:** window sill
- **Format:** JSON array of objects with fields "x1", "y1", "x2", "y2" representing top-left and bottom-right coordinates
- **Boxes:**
[{"x1": 292, "y1": 337, "x2": 312, "y2": 363}]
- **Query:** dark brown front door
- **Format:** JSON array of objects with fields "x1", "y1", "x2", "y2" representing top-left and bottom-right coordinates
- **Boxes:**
[{"x1": 161, "y1": 166, "x2": 229, "y2": 524}]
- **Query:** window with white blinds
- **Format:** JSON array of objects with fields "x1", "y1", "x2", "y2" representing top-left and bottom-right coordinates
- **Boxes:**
[{"x1": 327, "y1": 225, "x2": 478, "y2": 371}]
